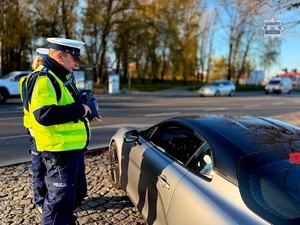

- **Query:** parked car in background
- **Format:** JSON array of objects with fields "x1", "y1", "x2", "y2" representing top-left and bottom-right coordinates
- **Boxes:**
[
  {"x1": 198, "y1": 80, "x2": 236, "y2": 97},
  {"x1": 265, "y1": 77, "x2": 292, "y2": 94},
  {"x1": 109, "y1": 115, "x2": 300, "y2": 225},
  {"x1": 0, "y1": 71, "x2": 31, "y2": 103}
]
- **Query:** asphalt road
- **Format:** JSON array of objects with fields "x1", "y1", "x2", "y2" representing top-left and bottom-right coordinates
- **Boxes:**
[{"x1": 1, "y1": 90, "x2": 300, "y2": 166}]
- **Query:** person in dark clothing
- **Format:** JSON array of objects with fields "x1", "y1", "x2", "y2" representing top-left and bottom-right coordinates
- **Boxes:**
[
  {"x1": 20, "y1": 48, "x2": 50, "y2": 213},
  {"x1": 21, "y1": 38, "x2": 101, "y2": 225}
]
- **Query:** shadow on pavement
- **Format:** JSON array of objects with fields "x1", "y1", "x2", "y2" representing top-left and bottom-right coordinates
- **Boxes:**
[{"x1": 77, "y1": 195, "x2": 134, "y2": 212}]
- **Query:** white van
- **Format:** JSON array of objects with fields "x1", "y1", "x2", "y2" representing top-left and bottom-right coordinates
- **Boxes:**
[
  {"x1": 0, "y1": 71, "x2": 32, "y2": 103},
  {"x1": 265, "y1": 77, "x2": 292, "y2": 94}
]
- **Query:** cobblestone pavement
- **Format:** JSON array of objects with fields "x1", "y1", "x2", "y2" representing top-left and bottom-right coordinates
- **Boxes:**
[{"x1": 0, "y1": 151, "x2": 146, "y2": 225}]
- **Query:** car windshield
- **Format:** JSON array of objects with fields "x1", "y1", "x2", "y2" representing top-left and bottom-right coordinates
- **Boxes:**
[
  {"x1": 269, "y1": 80, "x2": 280, "y2": 85},
  {"x1": 210, "y1": 82, "x2": 222, "y2": 86},
  {"x1": 1, "y1": 72, "x2": 16, "y2": 80}
]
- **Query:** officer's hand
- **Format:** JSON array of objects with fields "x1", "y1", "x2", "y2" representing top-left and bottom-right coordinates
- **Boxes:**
[
  {"x1": 82, "y1": 104, "x2": 91, "y2": 117},
  {"x1": 91, "y1": 115, "x2": 102, "y2": 123}
]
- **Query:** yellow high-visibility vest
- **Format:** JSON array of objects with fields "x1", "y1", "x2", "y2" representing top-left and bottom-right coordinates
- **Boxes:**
[{"x1": 20, "y1": 65, "x2": 90, "y2": 151}]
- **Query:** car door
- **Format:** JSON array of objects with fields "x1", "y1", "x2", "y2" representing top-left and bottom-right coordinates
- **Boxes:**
[
  {"x1": 126, "y1": 122, "x2": 203, "y2": 225},
  {"x1": 222, "y1": 81, "x2": 230, "y2": 95},
  {"x1": 167, "y1": 142, "x2": 269, "y2": 225},
  {"x1": 215, "y1": 83, "x2": 222, "y2": 95}
]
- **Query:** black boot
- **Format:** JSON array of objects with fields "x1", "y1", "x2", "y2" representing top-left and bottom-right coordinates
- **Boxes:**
[{"x1": 69, "y1": 215, "x2": 79, "y2": 225}]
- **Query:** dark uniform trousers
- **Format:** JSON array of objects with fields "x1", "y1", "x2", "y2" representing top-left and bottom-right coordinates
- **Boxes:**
[
  {"x1": 29, "y1": 133, "x2": 47, "y2": 206},
  {"x1": 41, "y1": 150, "x2": 87, "y2": 225}
]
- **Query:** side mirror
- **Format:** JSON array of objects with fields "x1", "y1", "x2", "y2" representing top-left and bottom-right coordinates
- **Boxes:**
[{"x1": 124, "y1": 130, "x2": 139, "y2": 143}]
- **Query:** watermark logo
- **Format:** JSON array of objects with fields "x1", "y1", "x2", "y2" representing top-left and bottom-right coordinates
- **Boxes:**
[
  {"x1": 53, "y1": 182, "x2": 67, "y2": 188},
  {"x1": 263, "y1": 17, "x2": 282, "y2": 38}
]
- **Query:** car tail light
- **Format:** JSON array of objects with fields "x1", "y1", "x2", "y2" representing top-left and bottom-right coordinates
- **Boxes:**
[{"x1": 289, "y1": 152, "x2": 300, "y2": 164}]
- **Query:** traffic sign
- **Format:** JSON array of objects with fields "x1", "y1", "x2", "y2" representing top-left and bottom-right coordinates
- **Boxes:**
[{"x1": 263, "y1": 17, "x2": 282, "y2": 38}]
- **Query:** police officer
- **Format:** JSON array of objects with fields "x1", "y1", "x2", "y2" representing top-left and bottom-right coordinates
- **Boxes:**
[
  {"x1": 21, "y1": 37, "x2": 101, "y2": 225},
  {"x1": 28, "y1": 48, "x2": 49, "y2": 213},
  {"x1": 20, "y1": 48, "x2": 50, "y2": 212},
  {"x1": 32, "y1": 48, "x2": 49, "y2": 71}
]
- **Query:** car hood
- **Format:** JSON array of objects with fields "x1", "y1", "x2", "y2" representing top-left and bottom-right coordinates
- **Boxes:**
[{"x1": 0, "y1": 79, "x2": 10, "y2": 85}]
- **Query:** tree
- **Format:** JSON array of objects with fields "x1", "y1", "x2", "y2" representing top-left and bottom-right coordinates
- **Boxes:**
[
  {"x1": 81, "y1": 0, "x2": 133, "y2": 83},
  {"x1": 260, "y1": 39, "x2": 281, "y2": 75},
  {"x1": 0, "y1": 0, "x2": 32, "y2": 76},
  {"x1": 197, "y1": 6, "x2": 218, "y2": 83},
  {"x1": 29, "y1": 0, "x2": 78, "y2": 39},
  {"x1": 167, "y1": 0, "x2": 201, "y2": 84},
  {"x1": 217, "y1": 0, "x2": 269, "y2": 84},
  {"x1": 210, "y1": 57, "x2": 227, "y2": 81}
]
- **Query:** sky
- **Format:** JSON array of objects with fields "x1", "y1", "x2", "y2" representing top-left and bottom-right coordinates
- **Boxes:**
[
  {"x1": 261, "y1": 0, "x2": 300, "y2": 77},
  {"x1": 273, "y1": 13, "x2": 300, "y2": 76}
]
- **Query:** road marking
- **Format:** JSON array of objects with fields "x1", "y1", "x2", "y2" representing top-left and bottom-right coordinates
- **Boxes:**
[
  {"x1": 0, "y1": 116, "x2": 22, "y2": 121},
  {"x1": 243, "y1": 104, "x2": 261, "y2": 108},
  {"x1": 0, "y1": 110, "x2": 22, "y2": 114},
  {"x1": 0, "y1": 134, "x2": 28, "y2": 140},
  {"x1": 134, "y1": 103, "x2": 169, "y2": 107},
  {"x1": 201, "y1": 108, "x2": 227, "y2": 111},
  {"x1": 144, "y1": 112, "x2": 179, "y2": 117},
  {"x1": 271, "y1": 102, "x2": 285, "y2": 105}
]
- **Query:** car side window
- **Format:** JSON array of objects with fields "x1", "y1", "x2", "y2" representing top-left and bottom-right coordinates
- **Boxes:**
[
  {"x1": 140, "y1": 126, "x2": 157, "y2": 140},
  {"x1": 188, "y1": 142, "x2": 214, "y2": 177},
  {"x1": 148, "y1": 122, "x2": 204, "y2": 165}
]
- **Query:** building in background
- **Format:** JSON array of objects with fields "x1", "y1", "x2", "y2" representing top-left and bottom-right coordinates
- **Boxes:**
[
  {"x1": 276, "y1": 71, "x2": 300, "y2": 90},
  {"x1": 246, "y1": 70, "x2": 265, "y2": 85},
  {"x1": 73, "y1": 64, "x2": 96, "y2": 90}
]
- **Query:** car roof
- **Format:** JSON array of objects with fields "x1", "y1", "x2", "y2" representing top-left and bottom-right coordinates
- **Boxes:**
[
  {"x1": 7, "y1": 71, "x2": 31, "y2": 74},
  {"x1": 3, "y1": 71, "x2": 31, "y2": 77},
  {"x1": 165, "y1": 115, "x2": 300, "y2": 181},
  {"x1": 173, "y1": 115, "x2": 300, "y2": 154},
  {"x1": 212, "y1": 80, "x2": 231, "y2": 83}
]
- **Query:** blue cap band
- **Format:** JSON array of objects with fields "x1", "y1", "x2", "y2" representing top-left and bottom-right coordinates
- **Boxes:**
[
  {"x1": 48, "y1": 43, "x2": 80, "y2": 59},
  {"x1": 37, "y1": 52, "x2": 48, "y2": 58}
]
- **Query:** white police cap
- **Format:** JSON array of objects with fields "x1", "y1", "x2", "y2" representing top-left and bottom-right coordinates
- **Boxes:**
[
  {"x1": 47, "y1": 37, "x2": 85, "y2": 60},
  {"x1": 36, "y1": 48, "x2": 49, "y2": 58}
]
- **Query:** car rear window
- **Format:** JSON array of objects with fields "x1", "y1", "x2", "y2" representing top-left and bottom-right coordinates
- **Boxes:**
[{"x1": 238, "y1": 152, "x2": 300, "y2": 225}]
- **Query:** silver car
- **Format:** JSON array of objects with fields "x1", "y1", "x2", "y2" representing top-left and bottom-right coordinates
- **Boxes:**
[
  {"x1": 198, "y1": 80, "x2": 236, "y2": 97},
  {"x1": 0, "y1": 71, "x2": 31, "y2": 103},
  {"x1": 108, "y1": 116, "x2": 300, "y2": 225}
]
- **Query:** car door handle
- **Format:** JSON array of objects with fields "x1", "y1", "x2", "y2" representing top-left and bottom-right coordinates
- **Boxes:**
[{"x1": 158, "y1": 175, "x2": 170, "y2": 189}]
